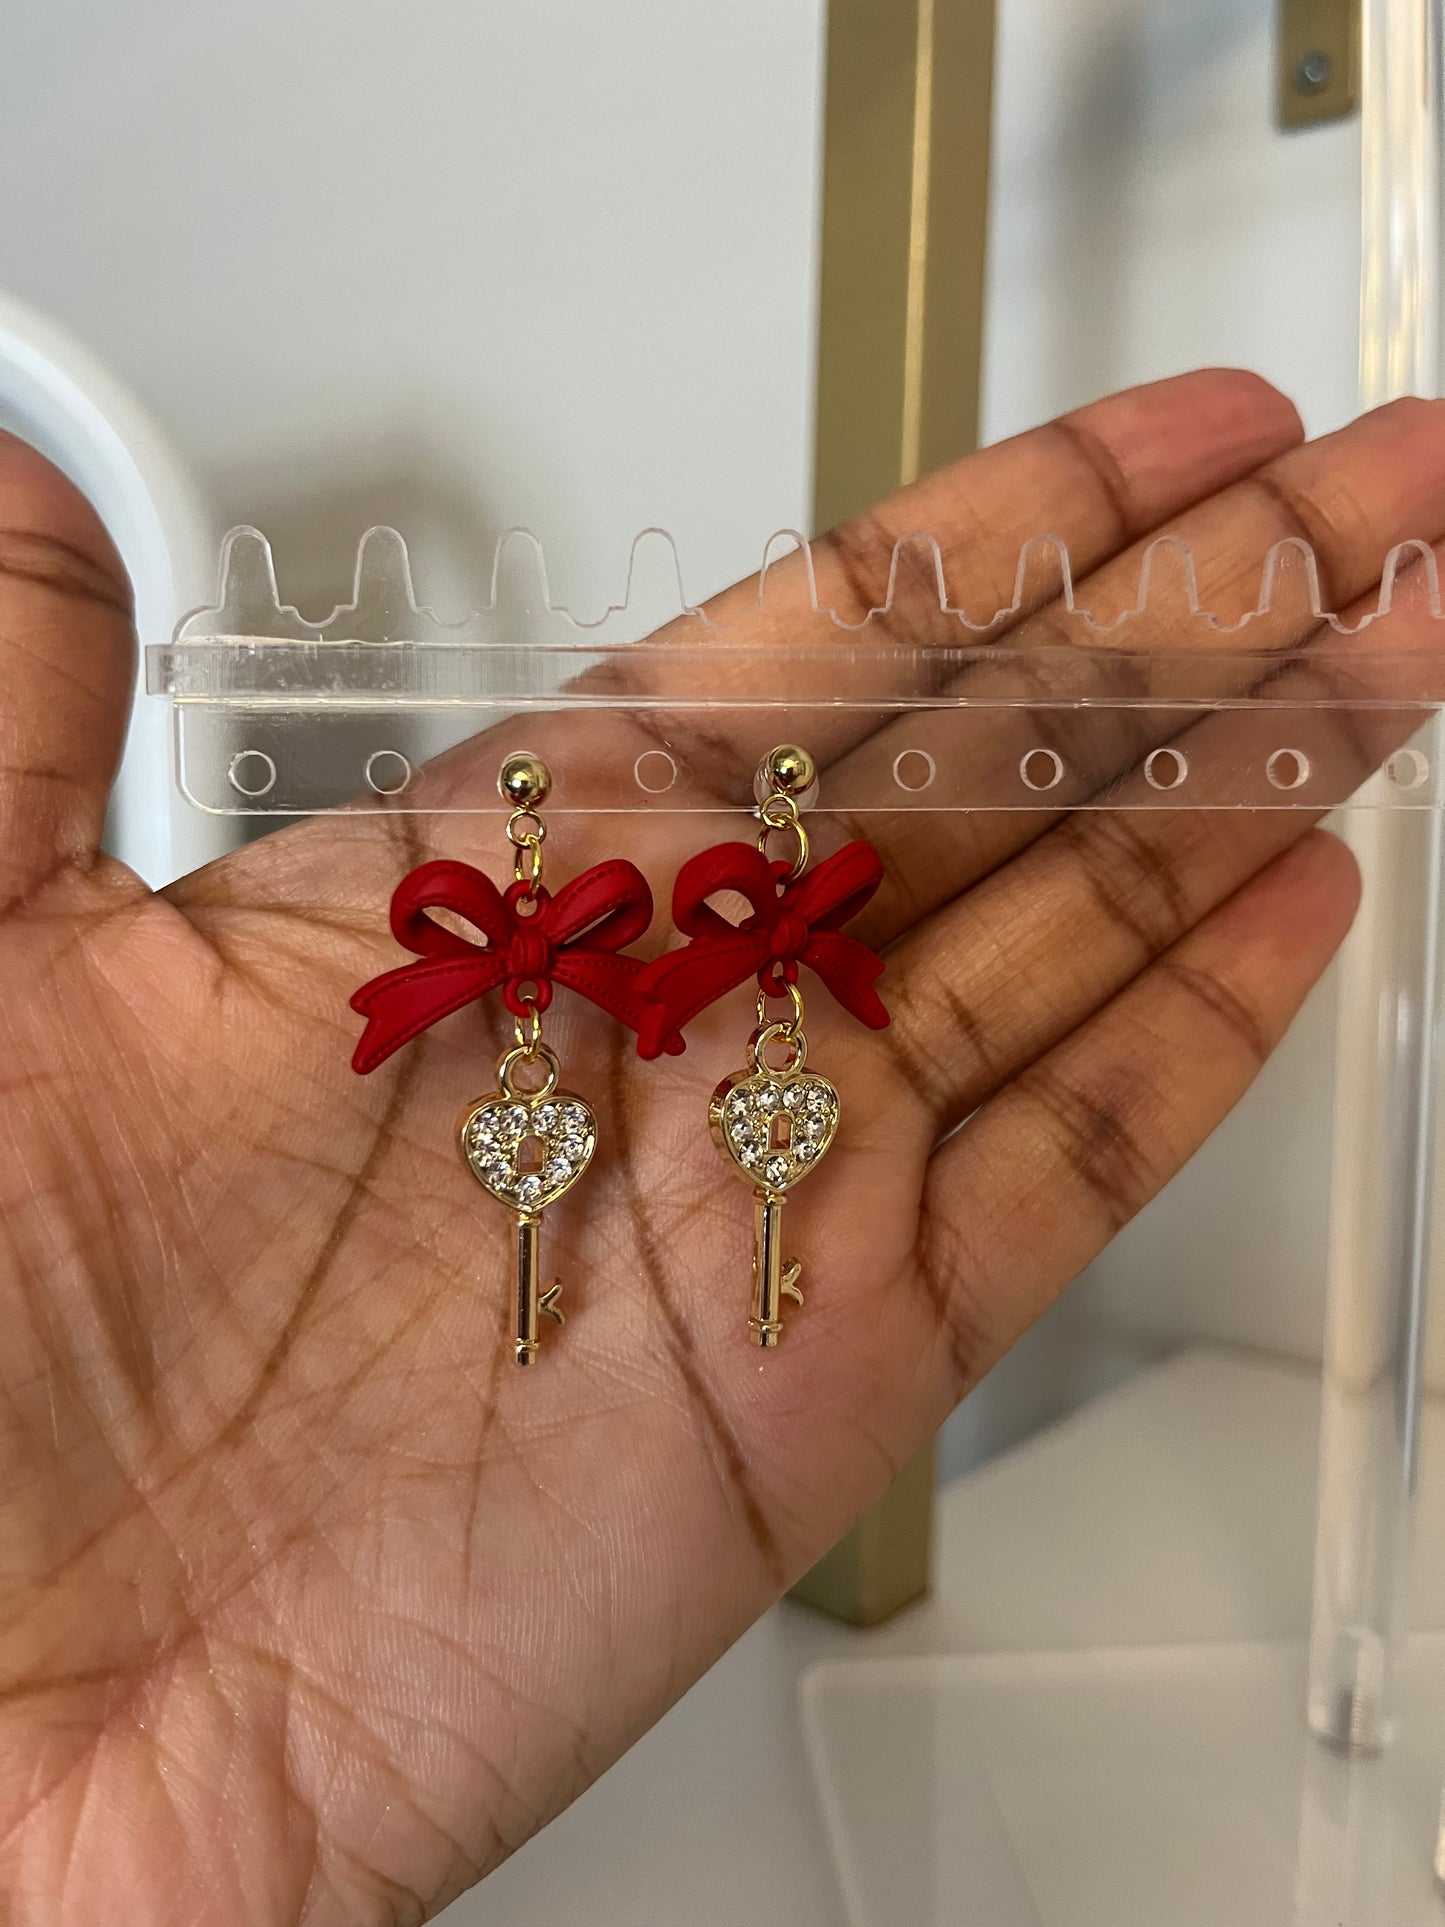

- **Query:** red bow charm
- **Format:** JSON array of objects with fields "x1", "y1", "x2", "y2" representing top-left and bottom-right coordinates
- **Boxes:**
[
  {"x1": 351, "y1": 856, "x2": 675, "y2": 1073},
  {"x1": 635, "y1": 840, "x2": 889, "y2": 1060}
]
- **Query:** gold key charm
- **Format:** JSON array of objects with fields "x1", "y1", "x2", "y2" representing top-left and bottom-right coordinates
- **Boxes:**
[
  {"x1": 636, "y1": 743, "x2": 885, "y2": 1350},
  {"x1": 710, "y1": 1006, "x2": 840, "y2": 1346},
  {"x1": 461, "y1": 1041, "x2": 597, "y2": 1365}
]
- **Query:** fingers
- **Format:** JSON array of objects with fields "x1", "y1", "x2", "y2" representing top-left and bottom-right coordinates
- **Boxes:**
[
  {"x1": 593, "y1": 370, "x2": 1305, "y2": 797},
  {"x1": 180, "y1": 372, "x2": 1305, "y2": 964},
  {"x1": 912, "y1": 830, "x2": 1359, "y2": 1392},
  {"x1": 171, "y1": 381, "x2": 1423, "y2": 1056},
  {"x1": 839, "y1": 394, "x2": 1445, "y2": 949},
  {"x1": 880, "y1": 806, "x2": 1310, "y2": 1130},
  {"x1": 0, "y1": 434, "x2": 135, "y2": 906},
  {"x1": 755, "y1": 368, "x2": 1302, "y2": 636},
  {"x1": 877, "y1": 533, "x2": 1444, "y2": 1135}
]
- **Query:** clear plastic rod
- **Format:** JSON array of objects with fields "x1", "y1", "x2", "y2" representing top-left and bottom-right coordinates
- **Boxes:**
[{"x1": 1308, "y1": 0, "x2": 1444, "y2": 1755}]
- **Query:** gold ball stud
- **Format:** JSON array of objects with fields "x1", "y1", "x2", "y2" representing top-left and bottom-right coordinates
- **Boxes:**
[
  {"x1": 764, "y1": 743, "x2": 816, "y2": 797},
  {"x1": 498, "y1": 751, "x2": 552, "y2": 810}
]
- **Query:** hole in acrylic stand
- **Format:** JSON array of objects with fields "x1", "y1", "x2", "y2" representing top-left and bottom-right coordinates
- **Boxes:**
[
  {"x1": 365, "y1": 748, "x2": 413, "y2": 797},
  {"x1": 892, "y1": 748, "x2": 937, "y2": 794},
  {"x1": 634, "y1": 749, "x2": 679, "y2": 795},
  {"x1": 1019, "y1": 747, "x2": 1065, "y2": 793},
  {"x1": 1387, "y1": 747, "x2": 1431, "y2": 791},
  {"x1": 1144, "y1": 746, "x2": 1188, "y2": 792},
  {"x1": 227, "y1": 749, "x2": 278, "y2": 799},
  {"x1": 1266, "y1": 747, "x2": 1312, "y2": 793}
]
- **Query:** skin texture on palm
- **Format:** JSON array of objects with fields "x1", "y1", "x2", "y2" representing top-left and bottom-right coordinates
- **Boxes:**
[{"x1": 0, "y1": 370, "x2": 1438, "y2": 1924}]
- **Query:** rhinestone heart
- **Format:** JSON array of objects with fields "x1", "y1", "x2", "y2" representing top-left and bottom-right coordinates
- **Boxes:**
[
  {"x1": 460, "y1": 1090, "x2": 597, "y2": 1214},
  {"x1": 709, "y1": 1069, "x2": 840, "y2": 1193}
]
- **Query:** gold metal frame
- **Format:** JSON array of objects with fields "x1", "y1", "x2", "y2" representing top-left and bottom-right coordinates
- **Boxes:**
[
  {"x1": 812, "y1": 0, "x2": 997, "y2": 533},
  {"x1": 793, "y1": 0, "x2": 996, "y2": 1626}
]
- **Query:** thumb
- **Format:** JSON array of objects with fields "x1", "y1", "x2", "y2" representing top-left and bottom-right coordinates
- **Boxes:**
[{"x1": 0, "y1": 432, "x2": 135, "y2": 910}]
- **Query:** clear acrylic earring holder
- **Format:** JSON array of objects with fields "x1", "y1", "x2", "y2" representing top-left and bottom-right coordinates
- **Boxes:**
[
  {"x1": 150, "y1": 521, "x2": 1445, "y2": 816},
  {"x1": 148, "y1": 523, "x2": 1445, "y2": 1927}
]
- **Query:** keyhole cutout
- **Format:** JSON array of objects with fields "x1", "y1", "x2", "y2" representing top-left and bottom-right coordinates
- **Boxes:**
[
  {"x1": 769, "y1": 1113, "x2": 793, "y2": 1152},
  {"x1": 516, "y1": 1134, "x2": 545, "y2": 1173}
]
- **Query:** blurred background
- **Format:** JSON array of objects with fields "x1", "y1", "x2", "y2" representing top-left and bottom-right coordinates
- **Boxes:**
[
  {"x1": 0, "y1": 3, "x2": 1400, "y2": 1921},
  {"x1": 0, "y1": 0, "x2": 1370, "y2": 1457}
]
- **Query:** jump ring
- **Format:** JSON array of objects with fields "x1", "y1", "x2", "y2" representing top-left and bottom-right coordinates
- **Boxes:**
[
  {"x1": 498, "y1": 1041, "x2": 560, "y2": 1100},
  {"x1": 749, "y1": 1022, "x2": 807, "y2": 1076},
  {"x1": 756, "y1": 803, "x2": 810, "y2": 878},
  {"x1": 506, "y1": 808, "x2": 547, "y2": 848},
  {"x1": 513, "y1": 1006, "x2": 542, "y2": 1056},
  {"x1": 513, "y1": 842, "x2": 544, "y2": 891},
  {"x1": 756, "y1": 981, "x2": 806, "y2": 1034}
]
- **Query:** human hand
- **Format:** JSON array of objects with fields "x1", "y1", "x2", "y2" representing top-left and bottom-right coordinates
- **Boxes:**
[{"x1": 0, "y1": 370, "x2": 1436, "y2": 1923}]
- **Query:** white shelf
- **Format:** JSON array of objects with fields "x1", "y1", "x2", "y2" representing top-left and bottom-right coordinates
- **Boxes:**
[
  {"x1": 804, "y1": 1636, "x2": 1445, "y2": 1927},
  {"x1": 461, "y1": 1347, "x2": 1445, "y2": 1923}
]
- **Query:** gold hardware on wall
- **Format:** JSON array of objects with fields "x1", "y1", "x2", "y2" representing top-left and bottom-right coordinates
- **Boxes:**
[
  {"x1": 1277, "y1": 0, "x2": 1361, "y2": 130},
  {"x1": 793, "y1": 0, "x2": 995, "y2": 1627}
]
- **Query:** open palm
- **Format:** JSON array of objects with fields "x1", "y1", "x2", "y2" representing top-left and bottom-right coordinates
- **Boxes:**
[{"x1": 0, "y1": 369, "x2": 1439, "y2": 1925}]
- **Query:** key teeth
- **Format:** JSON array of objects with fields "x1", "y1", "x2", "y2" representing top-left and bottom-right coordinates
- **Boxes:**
[
  {"x1": 781, "y1": 1261, "x2": 804, "y2": 1307},
  {"x1": 541, "y1": 1282, "x2": 565, "y2": 1326}
]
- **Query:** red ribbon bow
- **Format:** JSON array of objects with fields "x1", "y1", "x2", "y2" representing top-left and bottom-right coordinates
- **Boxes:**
[
  {"x1": 351, "y1": 856, "x2": 674, "y2": 1073},
  {"x1": 634, "y1": 840, "x2": 889, "y2": 1060}
]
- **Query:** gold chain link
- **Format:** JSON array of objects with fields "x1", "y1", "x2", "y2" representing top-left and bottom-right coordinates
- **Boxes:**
[
  {"x1": 755, "y1": 982, "x2": 805, "y2": 1035},
  {"x1": 498, "y1": 1039, "x2": 560, "y2": 1099},
  {"x1": 754, "y1": 760, "x2": 810, "y2": 1060},
  {"x1": 756, "y1": 790, "x2": 809, "y2": 879},
  {"x1": 513, "y1": 1005, "x2": 542, "y2": 1057},
  {"x1": 503, "y1": 803, "x2": 547, "y2": 1056},
  {"x1": 749, "y1": 1021, "x2": 807, "y2": 1075},
  {"x1": 754, "y1": 981, "x2": 807, "y2": 1072},
  {"x1": 507, "y1": 807, "x2": 547, "y2": 895}
]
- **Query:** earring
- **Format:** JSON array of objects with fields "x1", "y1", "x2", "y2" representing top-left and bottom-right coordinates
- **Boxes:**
[
  {"x1": 350, "y1": 750, "x2": 671, "y2": 1366},
  {"x1": 636, "y1": 745, "x2": 889, "y2": 1346}
]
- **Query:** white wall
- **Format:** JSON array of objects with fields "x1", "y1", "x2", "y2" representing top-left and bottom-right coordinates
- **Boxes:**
[
  {"x1": 0, "y1": 0, "x2": 825, "y2": 620},
  {"x1": 984, "y1": 0, "x2": 1361, "y2": 442}
]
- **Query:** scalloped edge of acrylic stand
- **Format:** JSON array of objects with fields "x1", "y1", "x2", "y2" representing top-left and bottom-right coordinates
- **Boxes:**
[{"x1": 154, "y1": 524, "x2": 1445, "y2": 653}]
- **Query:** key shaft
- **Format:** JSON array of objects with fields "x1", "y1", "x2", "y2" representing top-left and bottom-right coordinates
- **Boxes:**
[
  {"x1": 515, "y1": 1214, "x2": 564, "y2": 1366},
  {"x1": 750, "y1": 1192, "x2": 804, "y2": 1347}
]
